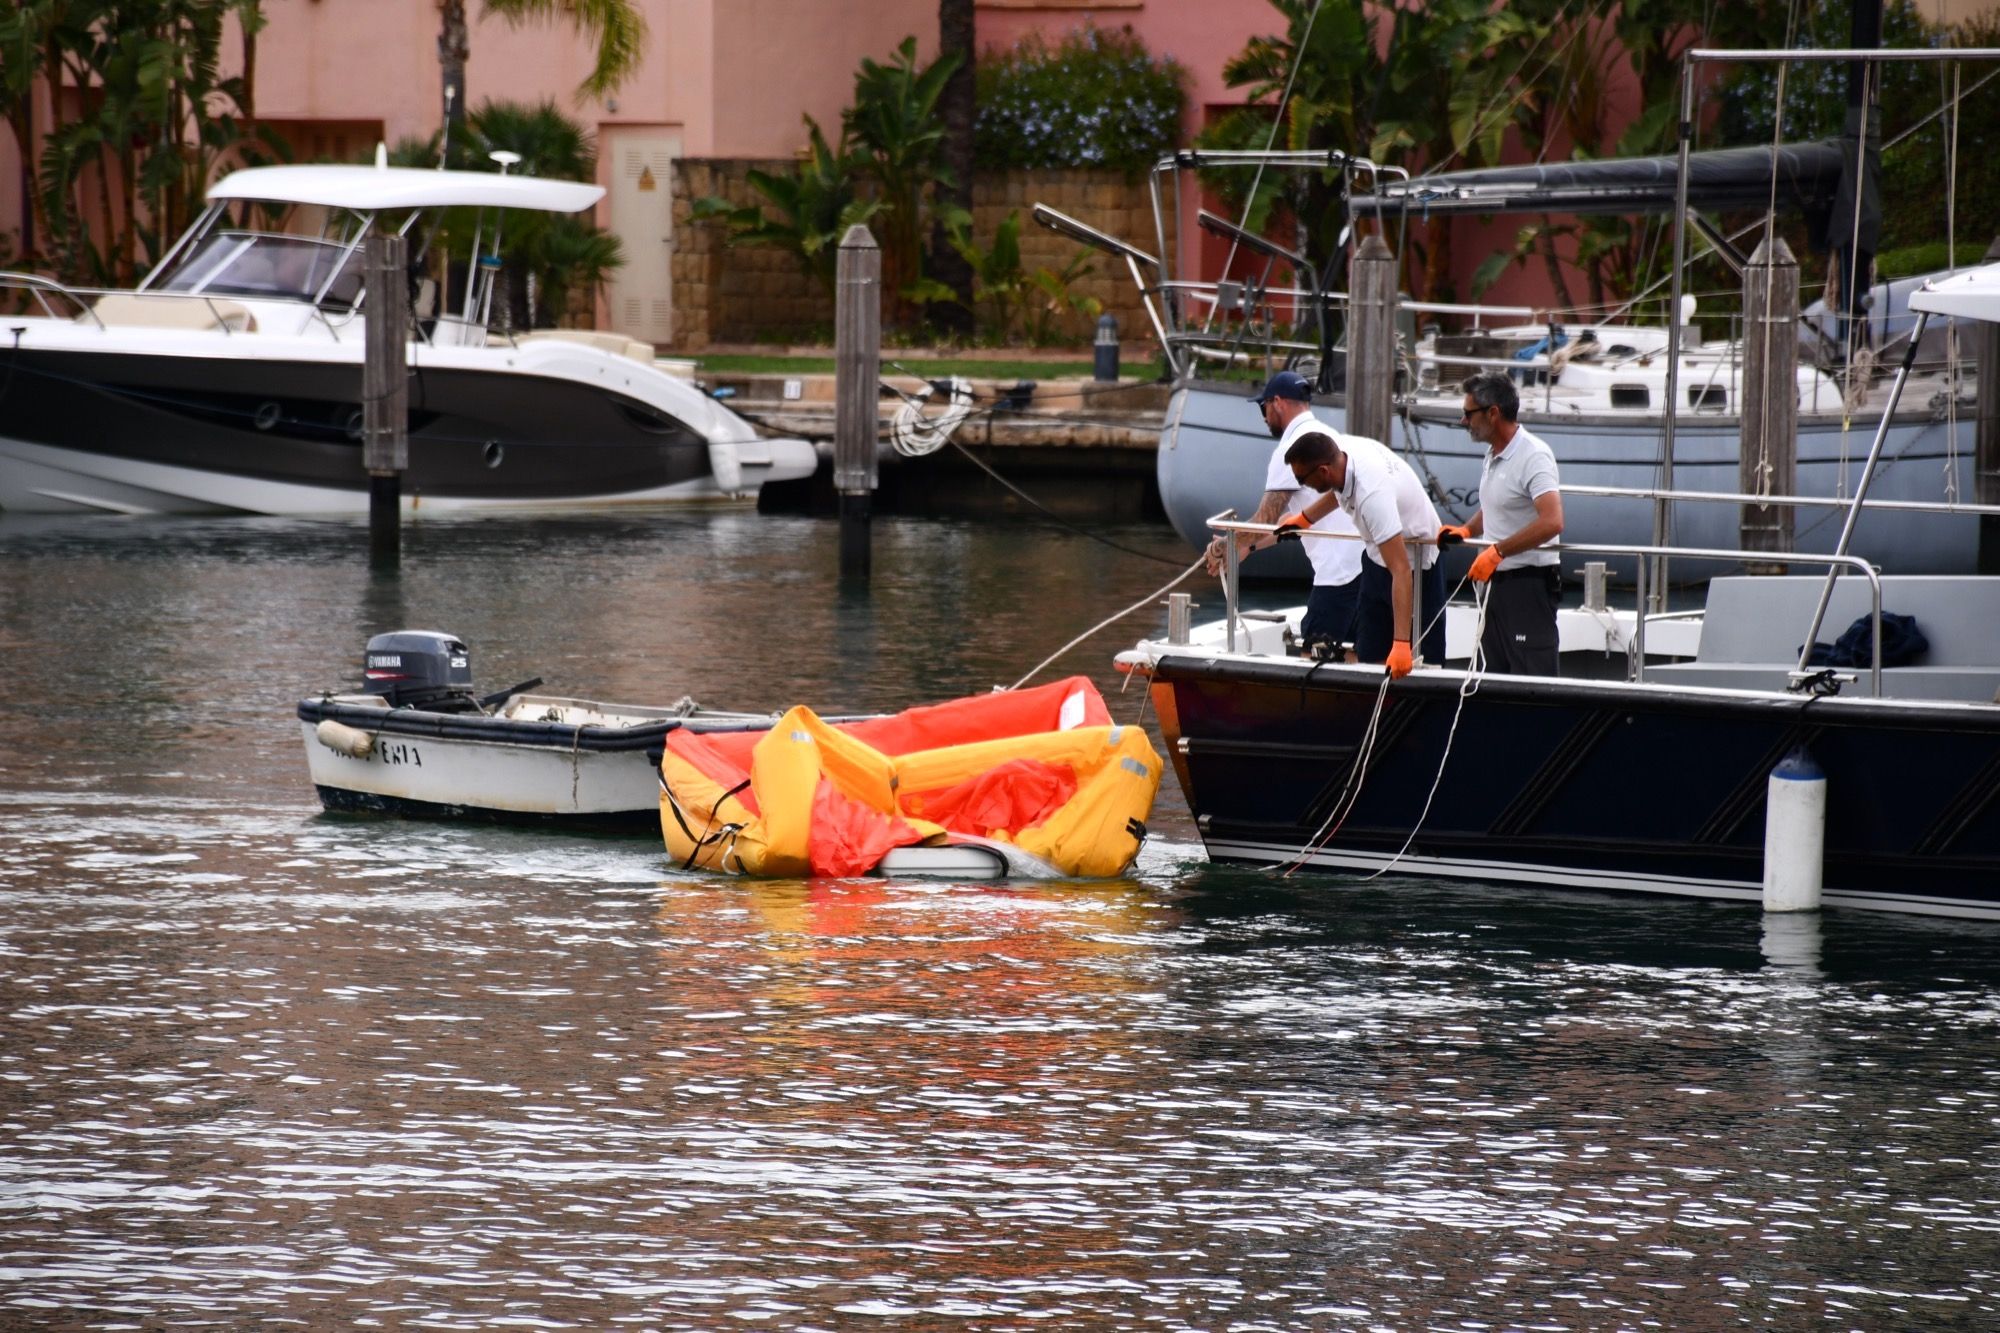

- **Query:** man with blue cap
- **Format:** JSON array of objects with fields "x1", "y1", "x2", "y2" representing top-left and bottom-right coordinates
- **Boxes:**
[{"x1": 1203, "y1": 370, "x2": 1362, "y2": 655}]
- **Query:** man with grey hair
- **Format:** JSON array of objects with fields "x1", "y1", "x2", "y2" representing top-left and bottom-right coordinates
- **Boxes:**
[{"x1": 1439, "y1": 370, "x2": 1565, "y2": 674}]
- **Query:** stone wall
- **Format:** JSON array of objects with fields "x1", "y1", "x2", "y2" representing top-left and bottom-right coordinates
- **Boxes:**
[{"x1": 670, "y1": 161, "x2": 1174, "y2": 350}]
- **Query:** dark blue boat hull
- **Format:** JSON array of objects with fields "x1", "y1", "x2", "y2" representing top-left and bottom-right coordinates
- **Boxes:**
[{"x1": 1151, "y1": 658, "x2": 2000, "y2": 918}]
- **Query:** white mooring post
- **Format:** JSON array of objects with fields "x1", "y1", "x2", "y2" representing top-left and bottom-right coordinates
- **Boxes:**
[{"x1": 1762, "y1": 748, "x2": 1826, "y2": 912}]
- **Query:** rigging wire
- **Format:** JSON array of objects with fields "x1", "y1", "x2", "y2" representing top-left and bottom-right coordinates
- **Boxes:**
[
  {"x1": 1203, "y1": 0, "x2": 1325, "y2": 337},
  {"x1": 1751, "y1": 1, "x2": 1801, "y2": 506},
  {"x1": 1944, "y1": 60, "x2": 1963, "y2": 504}
]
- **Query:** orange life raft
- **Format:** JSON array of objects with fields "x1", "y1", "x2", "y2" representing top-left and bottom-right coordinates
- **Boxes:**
[{"x1": 658, "y1": 677, "x2": 1161, "y2": 878}]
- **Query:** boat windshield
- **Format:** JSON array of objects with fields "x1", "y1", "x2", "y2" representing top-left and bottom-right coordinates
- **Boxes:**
[{"x1": 156, "y1": 232, "x2": 364, "y2": 309}]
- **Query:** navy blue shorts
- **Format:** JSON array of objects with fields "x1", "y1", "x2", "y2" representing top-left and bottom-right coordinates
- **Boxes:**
[
  {"x1": 1300, "y1": 581, "x2": 1360, "y2": 649},
  {"x1": 1353, "y1": 558, "x2": 1447, "y2": 665}
]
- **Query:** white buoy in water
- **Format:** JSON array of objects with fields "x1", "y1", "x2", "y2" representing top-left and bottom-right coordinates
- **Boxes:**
[{"x1": 1762, "y1": 747, "x2": 1825, "y2": 912}]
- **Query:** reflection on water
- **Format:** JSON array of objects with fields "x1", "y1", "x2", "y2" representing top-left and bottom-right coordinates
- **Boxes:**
[{"x1": 4, "y1": 512, "x2": 2000, "y2": 1328}]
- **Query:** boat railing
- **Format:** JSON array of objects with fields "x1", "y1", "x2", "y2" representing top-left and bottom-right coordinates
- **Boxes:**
[
  {"x1": 1206, "y1": 509, "x2": 1889, "y2": 696},
  {"x1": 0, "y1": 272, "x2": 106, "y2": 329},
  {"x1": 1561, "y1": 483, "x2": 2000, "y2": 519},
  {"x1": 0, "y1": 272, "x2": 366, "y2": 340}
]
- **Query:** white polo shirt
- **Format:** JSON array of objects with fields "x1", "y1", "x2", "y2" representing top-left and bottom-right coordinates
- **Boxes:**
[
  {"x1": 1329, "y1": 433, "x2": 1442, "y2": 570},
  {"x1": 1478, "y1": 425, "x2": 1561, "y2": 570},
  {"x1": 1262, "y1": 410, "x2": 1361, "y2": 587}
]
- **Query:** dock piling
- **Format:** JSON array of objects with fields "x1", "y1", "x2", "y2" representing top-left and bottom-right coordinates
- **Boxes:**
[
  {"x1": 1740, "y1": 236, "x2": 1798, "y2": 569},
  {"x1": 1346, "y1": 234, "x2": 1398, "y2": 447},
  {"x1": 835, "y1": 225, "x2": 881, "y2": 580},
  {"x1": 362, "y1": 235, "x2": 409, "y2": 565}
]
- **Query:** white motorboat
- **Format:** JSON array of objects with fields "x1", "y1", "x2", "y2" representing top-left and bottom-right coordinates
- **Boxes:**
[
  {"x1": 298, "y1": 631, "x2": 788, "y2": 830},
  {"x1": 1, "y1": 163, "x2": 817, "y2": 515},
  {"x1": 297, "y1": 631, "x2": 1064, "y2": 880}
]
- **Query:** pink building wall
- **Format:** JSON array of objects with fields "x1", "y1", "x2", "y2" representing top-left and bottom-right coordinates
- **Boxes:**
[{"x1": 0, "y1": 1, "x2": 1665, "y2": 328}]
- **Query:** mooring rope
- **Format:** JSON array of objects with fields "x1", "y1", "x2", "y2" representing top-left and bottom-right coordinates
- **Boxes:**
[
  {"x1": 1008, "y1": 556, "x2": 1207, "y2": 691},
  {"x1": 1275, "y1": 567, "x2": 1481, "y2": 877}
]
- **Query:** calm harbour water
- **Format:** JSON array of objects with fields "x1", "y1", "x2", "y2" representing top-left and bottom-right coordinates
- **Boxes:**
[{"x1": 2, "y1": 510, "x2": 1999, "y2": 1331}]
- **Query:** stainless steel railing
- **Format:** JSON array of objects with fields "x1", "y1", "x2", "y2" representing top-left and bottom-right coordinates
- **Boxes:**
[{"x1": 1205, "y1": 509, "x2": 1888, "y2": 696}]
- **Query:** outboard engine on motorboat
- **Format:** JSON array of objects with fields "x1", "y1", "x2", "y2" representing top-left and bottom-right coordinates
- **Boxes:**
[{"x1": 362, "y1": 630, "x2": 480, "y2": 711}]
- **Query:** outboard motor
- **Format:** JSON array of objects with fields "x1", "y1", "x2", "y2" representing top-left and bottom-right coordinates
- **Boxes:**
[{"x1": 362, "y1": 630, "x2": 478, "y2": 711}]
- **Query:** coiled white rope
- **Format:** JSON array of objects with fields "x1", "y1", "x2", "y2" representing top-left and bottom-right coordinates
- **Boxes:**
[{"x1": 890, "y1": 375, "x2": 975, "y2": 457}]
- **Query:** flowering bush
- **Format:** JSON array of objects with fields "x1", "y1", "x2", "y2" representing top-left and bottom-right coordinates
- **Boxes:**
[{"x1": 975, "y1": 25, "x2": 1186, "y2": 173}]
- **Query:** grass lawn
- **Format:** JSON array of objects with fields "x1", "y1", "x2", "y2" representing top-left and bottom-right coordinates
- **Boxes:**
[{"x1": 697, "y1": 353, "x2": 1098, "y2": 379}]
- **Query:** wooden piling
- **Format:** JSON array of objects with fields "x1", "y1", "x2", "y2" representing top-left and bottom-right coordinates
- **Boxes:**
[
  {"x1": 834, "y1": 224, "x2": 880, "y2": 580},
  {"x1": 1977, "y1": 237, "x2": 2000, "y2": 574},
  {"x1": 1740, "y1": 234, "x2": 1798, "y2": 569},
  {"x1": 1346, "y1": 233, "x2": 1398, "y2": 447},
  {"x1": 363, "y1": 235, "x2": 409, "y2": 564}
]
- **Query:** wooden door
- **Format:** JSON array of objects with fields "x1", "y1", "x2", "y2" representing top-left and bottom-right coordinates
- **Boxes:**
[{"x1": 604, "y1": 128, "x2": 681, "y2": 345}]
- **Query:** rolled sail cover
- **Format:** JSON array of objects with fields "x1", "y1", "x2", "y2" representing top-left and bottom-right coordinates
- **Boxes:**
[{"x1": 659, "y1": 677, "x2": 1161, "y2": 878}]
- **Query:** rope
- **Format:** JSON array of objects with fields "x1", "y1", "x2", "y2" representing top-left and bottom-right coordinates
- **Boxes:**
[
  {"x1": 1276, "y1": 567, "x2": 1474, "y2": 877},
  {"x1": 944, "y1": 434, "x2": 1187, "y2": 567},
  {"x1": 1008, "y1": 556, "x2": 1206, "y2": 691},
  {"x1": 1276, "y1": 671, "x2": 1392, "y2": 875},
  {"x1": 886, "y1": 374, "x2": 974, "y2": 457},
  {"x1": 1363, "y1": 580, "x2": 1490, "y2": 880}
]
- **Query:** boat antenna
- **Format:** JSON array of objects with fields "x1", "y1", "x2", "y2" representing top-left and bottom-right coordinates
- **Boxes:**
[
  {"x1": 479, "y1": 150, "x2": 523, "y2": 329},
  {"x1": 438, "y1": 85, "x2": 455, "y2": 169}
]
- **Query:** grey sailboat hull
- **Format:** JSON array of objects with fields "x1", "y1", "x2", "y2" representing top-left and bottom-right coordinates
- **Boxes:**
[{"x1": 1157, "y1": 382, "x2": 1981, "y2": 577}]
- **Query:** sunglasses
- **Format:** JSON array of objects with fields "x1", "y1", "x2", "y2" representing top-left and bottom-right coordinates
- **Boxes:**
[{"x1": 1459, "y1": 403, "x2": 1496, "y2": 423}]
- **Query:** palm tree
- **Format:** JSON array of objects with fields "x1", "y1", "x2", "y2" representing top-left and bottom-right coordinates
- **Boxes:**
[
  {"x1": 437, "y1": 0, "x2": 647, "y2": 139},
  {"x1": 928, "y1": 0, "x2": 977, "y2": 335}
]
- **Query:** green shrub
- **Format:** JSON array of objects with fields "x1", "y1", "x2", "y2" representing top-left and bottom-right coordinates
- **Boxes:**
[{"x1": 975, "y1": 25, "x2": 1186, "y2": 173}]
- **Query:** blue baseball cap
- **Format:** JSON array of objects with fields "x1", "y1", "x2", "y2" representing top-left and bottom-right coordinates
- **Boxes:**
[{"x1": 1253, "y1": 370, "x2": 1313, "y2": 406}]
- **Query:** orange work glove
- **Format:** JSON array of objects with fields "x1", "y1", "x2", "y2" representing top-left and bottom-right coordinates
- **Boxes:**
[
  {"x1": 1468, "y1": 545, "x2": 1504, "y2": 582},
  {"x1": 1437, "y1": 524, "x2": 1472, "y2": 547},
  {"x1": 1385, "y1": 639, "x2": 1414, "y2": 679},
  {"x1": 1274, "y1": 512, "x2": 1311, "y2": 543}
]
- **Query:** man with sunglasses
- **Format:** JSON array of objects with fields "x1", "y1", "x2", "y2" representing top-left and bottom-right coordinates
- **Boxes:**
[
  {"x1": 1278, "y1": 428, "x2": 1447, "y2": 679},
  {"x1": 1439, "y1": 371, "x2": 1565, "y2": 675}
]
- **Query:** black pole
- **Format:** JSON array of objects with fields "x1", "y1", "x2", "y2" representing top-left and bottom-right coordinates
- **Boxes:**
[
  {"x1": 369, "y1": 473, "x2": 401, "y2": 565},
  {"x1": 1836, "y1": 0, "x2": 1884, "y2": 344}
]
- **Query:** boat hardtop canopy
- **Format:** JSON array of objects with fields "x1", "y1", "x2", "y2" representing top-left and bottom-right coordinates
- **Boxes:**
[
  {"x1": 207, "y1": 164, "x2": 604, "y2": 214},
  {"x1": 1909, "y1": 262, "x2": 2000, "y2": 324}
]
